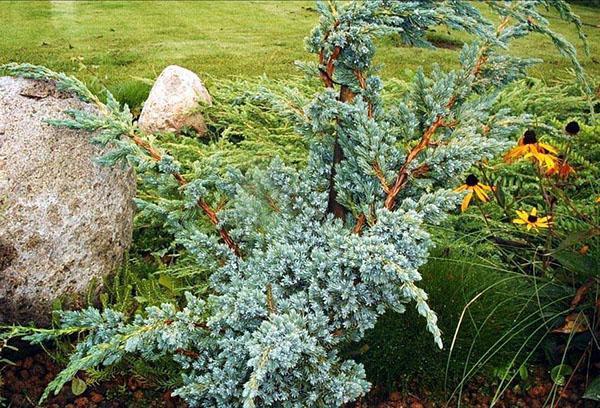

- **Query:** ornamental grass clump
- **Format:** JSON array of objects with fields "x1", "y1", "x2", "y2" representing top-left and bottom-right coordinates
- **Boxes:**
[{"x1": 1, "y1": 1, "x2": 589, "y2": 406}]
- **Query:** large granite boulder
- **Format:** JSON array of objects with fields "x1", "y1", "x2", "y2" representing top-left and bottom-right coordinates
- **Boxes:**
[
  {"x1": 138, "y1": 65, "x2": 212, "y2": 135},
  {"x1": 0, "y1": 76, "x2": 136, "y2": 325}
]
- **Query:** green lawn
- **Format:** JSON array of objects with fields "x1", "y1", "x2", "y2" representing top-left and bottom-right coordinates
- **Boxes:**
[{"x1": 1, "y1": 1, "x2": 598, "y2": 94}]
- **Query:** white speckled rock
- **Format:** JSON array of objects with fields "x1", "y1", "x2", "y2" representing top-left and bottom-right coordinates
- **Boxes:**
[
  {"x1": 0, "y1": 76, "x2": 136, "y2": 325},
  {"x1": 138, "y1": 65, "x2": 211, "y2": 135}
]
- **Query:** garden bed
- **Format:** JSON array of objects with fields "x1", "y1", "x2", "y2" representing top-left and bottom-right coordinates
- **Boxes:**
[{"x1": 1, "y1": 347, "x2": 592, "y2": 407}]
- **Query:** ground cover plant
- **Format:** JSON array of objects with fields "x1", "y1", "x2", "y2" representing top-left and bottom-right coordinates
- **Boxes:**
[{"x1": 1, "y1": 1, "x2": 599, "y2": 407}]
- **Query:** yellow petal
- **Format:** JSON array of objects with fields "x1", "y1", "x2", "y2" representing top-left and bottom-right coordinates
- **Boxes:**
[
  {"x1": 513, "y1": 219, "x2": 527, "y2": 224},
  {"x1": 526, "y1": 151, "x2": 555, "y2": 169},
  {"x1": 454, "y1": 185, "x2": 467, "y2": 192},
  {"x1": 531, "y1": 207, "x2": 537, "y2": 216},
  {"x1": 479, "y1": 184, "x2": 492, "y2": 191},
  {"x1": 527, "y1": 224, "x2": 533, "y2": 231},
  {"x1": 541, "y1": 155, "x2": 557, "y2": 169},
  {"x1": 539, "y1": 143, "x2": 558, "y2": 154},
  {"x1": 461, "y1": 191, "x2": 473, "y2": 212},
  {"x1": 474, "y1": 186, "x2": 489, "y2": 202},
  {"x1": 504, "y1": 146, "x2": 526, "y2": 162},
  {"x1": 516, "y1": 210, "x2": 528, "y2": 220},
  {"x1": 524, "y1": 152, "x2": 540, "y2": 164}
]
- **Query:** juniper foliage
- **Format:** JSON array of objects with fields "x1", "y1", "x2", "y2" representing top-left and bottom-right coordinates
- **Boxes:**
[{"x1": 1, "y1": 1, "x2": 588, "y2": 406}]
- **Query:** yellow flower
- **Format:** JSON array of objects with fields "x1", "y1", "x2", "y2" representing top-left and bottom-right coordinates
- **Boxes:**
[
  {"x1": 513, "y1": 207, "x2": 551, "y2": 231},
  {"x1": 596, "y1": 197, "x2": 600, "y2": 203},
  {"x1": 455, "y1": 174, "x2": 492, "y2": 212},
  {"x1": 504, "y1": 130, "x2": 558, "y2": 170}
]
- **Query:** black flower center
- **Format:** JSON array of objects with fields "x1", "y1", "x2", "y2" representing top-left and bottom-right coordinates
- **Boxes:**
[
  {"x1": 565, "y1": 121, "x2": 580, "y2": 135},
  {"x1": 523, "y1": 130, "x2": 537, "y2": 144},
  {"x1": 465, "y1": 174, "x2": 479, "y2": 186},
  {"x1": 527, "y1": 215, "x2": 538, "y2": 223}
]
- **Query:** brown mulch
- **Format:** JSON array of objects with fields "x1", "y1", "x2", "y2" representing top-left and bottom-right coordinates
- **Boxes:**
[
  {"x1": 0, "y1": 351, "x2": 185, "y2": 408},
  {"x1": 1, "y1": 350, "x2": 595, "y2": 407},
  {"x1": 351, "y1": 367, "x2": 593, "y2": 408}
]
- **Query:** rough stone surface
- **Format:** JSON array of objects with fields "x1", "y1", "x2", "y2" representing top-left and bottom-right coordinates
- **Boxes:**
[
  {"x1": 0, "y1": 76, "x2": 136, "y2": 325},
  {"x1": 138, "y1": 65, "x2": 212, "y2": 135}
]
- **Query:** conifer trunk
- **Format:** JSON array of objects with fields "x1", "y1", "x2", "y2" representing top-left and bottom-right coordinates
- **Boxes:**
[{"x1": 327, "y1": 84, "x2": 355, "y2": 219}]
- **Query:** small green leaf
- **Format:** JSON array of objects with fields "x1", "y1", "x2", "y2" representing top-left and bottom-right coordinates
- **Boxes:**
[
  {"x1": 133, "y1": 296, "x2": 148, "y2": 304},
  {"x1": 158, "y1": 274, "x2": 175, "y2": 292},
  {"x1": 583, "y1": 376, "x2": 600, "y2": 401},
  {"x1": 550, "y1": 364, "x2": 573, "y2": 386},
  {"x1": 518, "y1": 364, "x2": 529, "y2": 381},
  {"x1": 99, "y1": 293, "x2": 109, "y2": 308},
  {"x1": 71, "y1": 377, "x2": 87, "y2": 396},
  {"x1": 493, "y1": 365, "x2": 510, "y2": 380}
]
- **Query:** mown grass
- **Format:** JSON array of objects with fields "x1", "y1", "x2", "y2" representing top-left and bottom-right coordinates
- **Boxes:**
[{"x1": 1, "y1": 0, "x2": 598, "y2": 96}]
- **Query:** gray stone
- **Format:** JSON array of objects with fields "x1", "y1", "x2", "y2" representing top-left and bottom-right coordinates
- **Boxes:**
[
  {"x1": 138, "y1": 65, "x2": 211, "y2": 135},
  {"x1": 0, "y1": 77, "x2": 136, "y2": 325}
]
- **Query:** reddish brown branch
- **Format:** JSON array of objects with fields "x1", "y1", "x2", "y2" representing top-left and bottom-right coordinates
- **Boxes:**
[
  {"x1": 197, "y1": 199, "x2": 241, "y2": 257},
  {"x1": 411, "y1": 164, "x2": 430, "y2": 178},
  {"x1": 471, "y1": 55, "x2": 488, "y2": 78},
  {"x1": 353, "y1": 214, "x2": 366, "y2": 234},
  {"x1": 384, "y1": 116, "x2": 445, "y2": 210},
  {"x1": 266, "y1": 283, "x2": 277, "y2": 314},
  {"x1": 130, "y1": 132, "x2": 241, "y2": 257},
  {"x1": 132, "y1": 134, "x2": 162, "y2": 161},
  {"x1": 355, "y1": 70, "x2": 367, "y2": 89},
  {"x1": 318, "y1": 43, "x2": 340, "y2": 88},
  {"x1": 373, "y1": 162, "x2": 390, "y2": 193},
  {"x1": 175, "y1": 348, "x2": 200, "y2": 359},
  {"x1": 383, "y1": 39, "x2": 498, "y2": 211},
  {"x1": 327, "y1": 47, "x2": 341, "y2": 78},
  {"x1": 354, "y1": 69, "x2": 373, "y2": 118}
]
